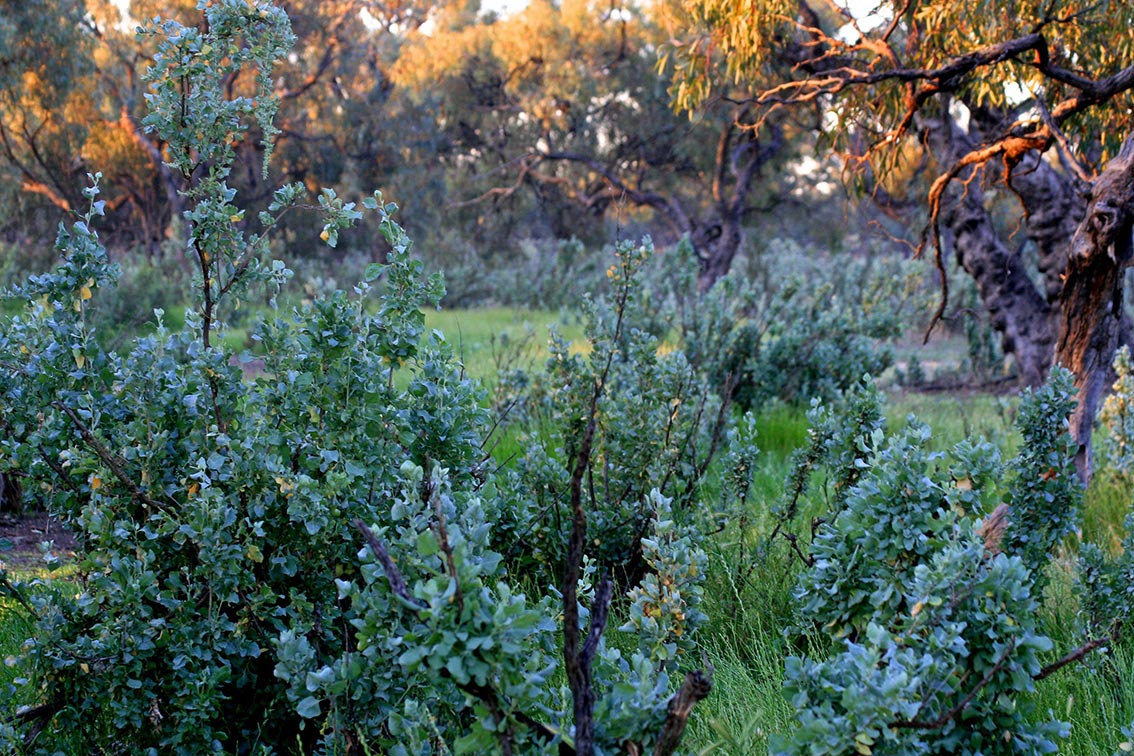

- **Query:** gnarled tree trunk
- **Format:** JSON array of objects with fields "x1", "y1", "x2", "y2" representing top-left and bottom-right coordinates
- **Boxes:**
[
  {"x1": 1057, "y1": 136, "x2": 1134, "y2": 483},
  {"x1": 943, "y1": 178, "x2": 1057, "y2": 387},
  {"x1": 923, "y1": 117, "x2": 1134, "y2": 483},
  {"x1": 693, "y1": 120, "x2": 784, "y2": 291},
  {"x1": 926, "y1": 113, "x2": 1059, "y2": 387}
]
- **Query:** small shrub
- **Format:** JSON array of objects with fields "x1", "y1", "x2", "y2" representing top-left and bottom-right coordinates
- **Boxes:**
[
  {"x1": 1082, "y1": 346, "x2": 1134, "y2": 641},
  {"x1": 1080, "y1": 514, "x2": 1134, "y2": 642},
  {"x1": 658, "y1": 239, "x2": 921, "y2": 409},
  {"x1": 774, "y1": 369, "x2": 1084, "y2": 756},
  {"x1": 489, "y1": 238, "x2": 748, "y2": 588},
  {"x1": 1098, "y1": 345, "x2": 1134, "y2": 479}
]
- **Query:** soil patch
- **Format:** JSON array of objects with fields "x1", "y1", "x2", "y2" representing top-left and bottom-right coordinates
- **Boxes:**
[{"x1": 0, "y1": 511, "x2": 77, "y2": 572}]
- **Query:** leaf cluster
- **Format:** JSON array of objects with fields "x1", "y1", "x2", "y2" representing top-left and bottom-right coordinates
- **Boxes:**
[
  {"x1": 660, "y1": 238, "x2": 921, "y2": 411},
  {"x1": 775, "y1": 368, "x2": 1085, "y2": 756}
]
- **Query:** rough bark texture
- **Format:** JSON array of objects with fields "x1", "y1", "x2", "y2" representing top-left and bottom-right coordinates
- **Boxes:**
[
  {"x1": 944, "y1": 180, "x2": 1057, "y2": 387},
  {"x1": 1057, "y1": 136, "x2": 1134, "y2": 483},
  {"x1": 926, "y1": 114, "x2": 1057, "y2": 387},
  {"x1": 1006, "y1": 149, "x2": 1086, "y2": 305}
]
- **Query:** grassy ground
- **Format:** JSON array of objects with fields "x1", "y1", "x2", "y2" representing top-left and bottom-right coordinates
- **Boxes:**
[{"x1": 423, "y1": 306, "x2": 588, "y2": 383}]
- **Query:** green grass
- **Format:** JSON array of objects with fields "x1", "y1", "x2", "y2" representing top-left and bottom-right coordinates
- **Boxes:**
[
  {"x1": 889, "y1": 390, "x2": 1019, "y2": 449},
  {"x1": 154, "y1": 304, "x2": 585, "y2": 383},
  {"x1": 678, "y1": 386, "x2": 1134, "y2": 755},
  {"x1": 424, "y1": 306, "x2": 587, "y2": 383},
  {"x1": 1030, "y1": 568, "x2": 1134, "y2": 756},
  {"x1": 0, "y1": 568, "x2": 73, "y2": 707}
]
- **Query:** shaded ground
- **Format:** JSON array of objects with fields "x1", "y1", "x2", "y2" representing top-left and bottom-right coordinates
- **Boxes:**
[{"x1": 0, "y1": 512, "x2": 77, "y2": 572}]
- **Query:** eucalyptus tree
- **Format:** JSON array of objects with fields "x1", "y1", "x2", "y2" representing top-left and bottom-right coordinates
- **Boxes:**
[
  {"x1": 393, "y1": 0, "x2": 810, "y2": 288},
  {"x1": 0, "y1": 0, "x2": 441, "y2": 256},
  {"x1": 666, "y1": 0, "x2": 1134, "y2": 478},
  {"x1": 0, "y1": 1, "x2": 102, "y2": 230}
]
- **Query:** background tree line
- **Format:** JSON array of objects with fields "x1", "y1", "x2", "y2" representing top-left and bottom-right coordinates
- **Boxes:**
[
  {"x1": 0, "y1": 0, "x2": 875, "y2": 298},
  {"x1": 5, "y1": 0, "x2": 1134, "y2": 474}
]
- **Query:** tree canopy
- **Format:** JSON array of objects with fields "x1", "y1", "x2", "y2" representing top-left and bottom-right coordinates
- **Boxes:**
[
  {"x1": 665, "y1": 0, "x2": 1134, "y2": 479},
  {"x1": 667, "y1": 0, "x2": 1134, "y2": 167}
]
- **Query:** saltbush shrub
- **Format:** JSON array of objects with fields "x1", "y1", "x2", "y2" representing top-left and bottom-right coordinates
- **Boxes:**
[
  {"x1": 1082, "y1": 346, "x2": 1134, "y2": 641},
  {"x1": 489, "y1": 238, "x2": 756, "y2": 587},
  {"x1": 774, "y1": 369, "x2": 1082, "y2": 756},
  {"x1": 0, "y1": 3, "x2": 715, "y2": 754},
  {"x1": 655, "y1": 239, "x2": 921, "y2": 410},
  {"x1": 1098, "y1": 345, "x2": 1134, "y2": 479}
]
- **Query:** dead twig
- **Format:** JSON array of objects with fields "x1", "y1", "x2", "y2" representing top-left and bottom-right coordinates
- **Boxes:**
[{"x1": 1034, "y1": 637, "x2": 1109, "y2": 681}]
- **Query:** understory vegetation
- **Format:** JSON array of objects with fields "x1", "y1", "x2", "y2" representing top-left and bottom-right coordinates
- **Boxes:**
[{"x1": 1, "y1": 3, "x2": 1133, "y2": 756}]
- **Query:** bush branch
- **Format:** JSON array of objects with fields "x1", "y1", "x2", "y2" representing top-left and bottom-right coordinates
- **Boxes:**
[
  {"x1": 892, "y1": 639, "x2": 1016, "y2": 730},
  {"x1": 1034, "y1": 637, "x2": 1109, "y2": 681},
  {"x1": 55, "y1": 403, "x2": 170, "y2": 514}
]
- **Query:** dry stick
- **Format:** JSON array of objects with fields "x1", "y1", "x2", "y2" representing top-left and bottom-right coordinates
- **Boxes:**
[
  {"x1": 12, "y1": 702, "x2": 60, "y2": 750},
  {"x1": 891, "y1": 633, "x2": 1113, "y2": 734},
  {"x1": 0, "y1": 572, "x2": 37, "y2": 617},
  {"x1": 691, "y1": 373, "x2": 736, "y2": 483},
  {"x1": 581, "y1": 576, "x2": 614, "y2": 667},
  {"x1": 653, "y1": 669, "x2": 714, "y2": 756},
  {"x1": 1034, "y1": 637, "x2": 1110, "y2": 681},
  {"x1": 353, "y1": 519, "x2": 422, "y2": 611},
  {"x1": 36, "y1": 448, "x2": 83, "y2": 499},
  {"x1": 562, "y1": 385, "x2": 608, "y2": 756}
]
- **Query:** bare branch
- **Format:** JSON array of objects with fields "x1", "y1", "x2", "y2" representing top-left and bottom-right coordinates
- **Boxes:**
[
  {"x1": 55, "y1": 403, "x2": 171, "y2": 514},
  {"x1": 538, "y1": 149, "x2": 693, "y2": 236},
  {"x1": 353, "y1": 519, "x2": 423, "y2": 610},
  {"x1": 1034, "y1": 637, "x2": 1109, "y2": 681}
]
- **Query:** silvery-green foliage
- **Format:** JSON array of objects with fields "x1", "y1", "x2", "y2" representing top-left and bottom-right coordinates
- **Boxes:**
[
  {"x1": 658, "y1": 238, "x2": 920, "y2": 410},
  {"x1": 142, "y1": 1, "x2": 292, "y2": 179},
  {"x1": 1115, "y1": 722, "x2": 1134, "y2": 755},
  {"x1": 1098, "y1": 346, "x2": 1134, "y2": 478},
  {"x1": 496, "y1": 238, "x2": 732, "y2": 586},
  {"x1": 0, "y1": 178, "x2": 484, "y2": 754},
  {"x1": 278, "y1": 464, "x2": 709, "y2": 754},
  {"x1": 721, "y1": 410, "x2": 761, "y2": 514},
  {"x1": 776, "y1": 370, "x2": 1082, "y2": 756},
  {"x1": 277, "y1": 462, "x2": 560, "y2": 755},
  {"x1": 0, "y1": 3, "x2": 479, "y2": 751},
  {"x1": 0, "y1": 4, "x2": 714, "y2": 753},
  {"x1": 1001, "y1": 368, "x2": 1080, "y2": 584},
  {"x1": 1080, "y1": 514, "x2": 1134, "y2": 641},
  {"x1": 1081, "y1": 348, "x2": 1134, "y2": 639},
  {"x1": 778, "y1": 377, "x2": 887, "y2": 526},
  {"x1": 621, "y1": 492, "x2": 709, "y2": 666}
]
